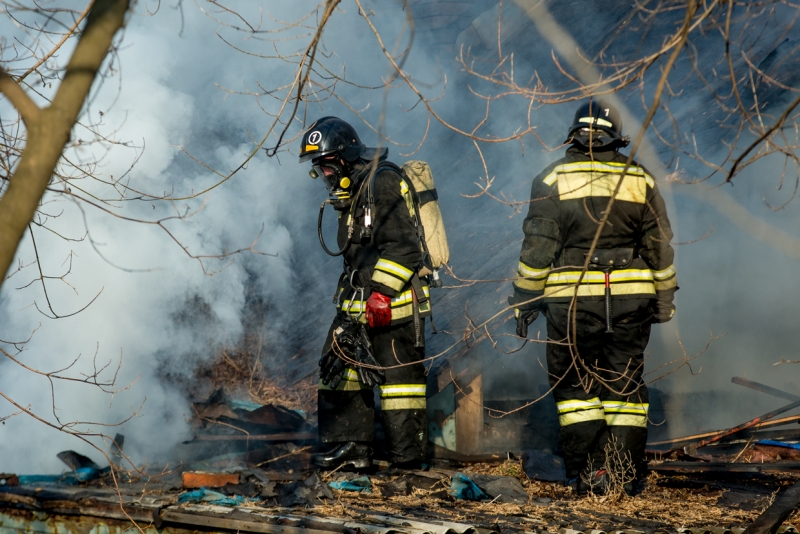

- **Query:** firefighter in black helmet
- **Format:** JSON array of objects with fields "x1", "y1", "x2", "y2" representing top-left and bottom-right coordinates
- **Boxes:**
[
  {"x1": 300, "y1": 116, "x2": 430, "y2": 469},
  {"x1": 509, "y1": 99, "x2": 678, "y2": 495}
]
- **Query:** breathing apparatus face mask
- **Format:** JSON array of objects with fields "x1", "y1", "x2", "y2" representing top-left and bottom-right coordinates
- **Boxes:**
[{"x1": 309, "y1": 157, "x2": 353, "y2": 198}]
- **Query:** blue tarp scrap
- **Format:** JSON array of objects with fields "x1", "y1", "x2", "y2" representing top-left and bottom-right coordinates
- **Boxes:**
[
  {"x1": 178, "y1": 488, "x2": 258, "y2": 507},
  {"x1": 328, "y1": 476, "x2": 372, "y2": 493},
  {"x1": 18, "y1": 467, "x2": 109, "y2": 486},
  {"x1": 757, "y1": 440, "x2": 800, "y2": 450},
  {"x1": 449, "y1": 472, "x2": 489, "y2": 501}
]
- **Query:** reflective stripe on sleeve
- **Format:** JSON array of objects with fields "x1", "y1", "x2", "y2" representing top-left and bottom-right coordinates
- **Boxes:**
[
  {"x1": 372, "y1": 270, "x2": 406, "y2": 292},
  {"x1": 652, "y1": 265, "x2": 676, "y2": 280},
  {"x1": 515, "y1": 261, "x2": 550, "y2": 291},
  {"x1": 372, "y1": 259, "x2": 415, "y2": 292},
  {"x1": 375, "y1": 259, "x2": 414, "y2": 281},
  {"x1": 518, "y1": 262, "x2": 550, "y2": 280},
  {"x1": 655, "y1": 277, "x2": 678, "y2": 291}
]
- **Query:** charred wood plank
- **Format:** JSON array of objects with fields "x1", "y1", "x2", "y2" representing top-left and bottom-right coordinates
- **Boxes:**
[
  {"x1": 732, "y1": 377, "x2": 800, "y2": 403},
  {"x1": 744, "y1": 479, "x2": 800, "y2": 534},
  {"x1": 651, "y1": 461, "x2": 800, "y2": 474},
  {"x1": 648, "y1": 415, "x2": 800, "y2": 448},
  {"x1": 658, "y1": 399, "x2": 800, "y2": 454}
]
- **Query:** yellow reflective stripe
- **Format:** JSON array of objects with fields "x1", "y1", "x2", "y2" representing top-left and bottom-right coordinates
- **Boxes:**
[
  {"x1": 343, "y1": 368, "x2": 359, "y2": 381},
  {"x1": 379, "y1": 384, "x2": 426, "y2": 397},
  {"x1": 381, "y1": 398, "x2": 427, "y2": 410},
  {"x1": 559, "y1": 408, "x2": 606, "y2": 426},
  {"x1": 556, "y1": 397, "x2": 602, "y2": 414},
  {"x1": 547, "y1": 269, "x2": 654, "y2": 285},
  {"x1": 602, "y1": 401, "x2": 649, "y2": 415},
  {"x1": 390, "y1": 300, "x2": 432, "y2": 321},
  {"x1": 542, "y1": 162, "x2": 654, "y2": 201},
  {"x1": 391, "y1": 286, "x2": 430, "y2": 307},
  {"x1": 318, "y1": 368, "x2": 370, "y2": 391},
  {"x1": 375, "y1": 259, "x2": 414, "y2": 281},
  {"x1": 544, "y1": 282, "x2": 655, "y2": 298},
  {"x1": 341, "y1": 300, "x2": 366, "y2": 312},
  {"x1": 655, "y1": 278, "x2": 678, "y2": 291},
  {"x1": 518, "y1": 262, "x2": 550, "y2": 280},
  {"x1": 605, "y1": 413, "x2": 648, "y2": 428},
  {"x1": 514, "y1": 278, "x2": 547, "y2": 291},
  {"x1": 341, "y1": 296, "x2": 431, "y2": 322},
  {"x1": 652, "y1": 264, "x2": 676, "y2": 280},
  {"x1": 372, "y1": 270, "x2": 406, "y2": 292}
]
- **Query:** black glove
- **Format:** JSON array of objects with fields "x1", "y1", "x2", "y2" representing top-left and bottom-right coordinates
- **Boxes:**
[
  {"x1": 515, "y1": 308, "x2": 539, "y2": 338},
  {"x1": 319, "y1": 347, "x2": 346, "y2": 389},
  {"x1": 320, "y1": 322, "x2": 359, "y2": 388},
  {"x1": 354, "y1": 326, "x2": 385, "y2": 387},
  {"x1": 654, "y1": 298, "x2": 675, "y2": 323}
]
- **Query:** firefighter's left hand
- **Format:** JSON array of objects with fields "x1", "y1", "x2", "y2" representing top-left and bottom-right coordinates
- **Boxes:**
[
  {"x1": 654, "y1": 300, "x2": 675, "y2": 323},
  {"x1": 515, "y1": 308, "x2": 539, "y2": 338},
  {"x1": 366, "y1": 292, "x2": 392, "y2": 329}
]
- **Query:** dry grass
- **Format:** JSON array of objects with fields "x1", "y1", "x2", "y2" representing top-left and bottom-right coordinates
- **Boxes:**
[
  {"x1": 194, "y1": 338, "x2": 317, "y2": 416},
  {"x1": 288, "y1": 461, "x2": 799, "y2": 531}
]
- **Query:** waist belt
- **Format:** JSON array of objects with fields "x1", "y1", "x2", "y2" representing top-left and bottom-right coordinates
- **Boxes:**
[{"x1": 558, "y1": 248, "x2": 635, "y2": 270}]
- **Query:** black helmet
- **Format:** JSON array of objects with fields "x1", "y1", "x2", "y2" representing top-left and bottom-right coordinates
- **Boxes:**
[
  {"x1": 300, "y1": 116, "x2": 389, "y2": 198},
  {"x1": 299, "y1": 116, "x2": 389, "y2": 164},
  {"x1": 566, "y1": 99, "x2": 628, "y2": 148},
  {"x1": 299, "y1": 116, "x2": 365, "y2": 163}
]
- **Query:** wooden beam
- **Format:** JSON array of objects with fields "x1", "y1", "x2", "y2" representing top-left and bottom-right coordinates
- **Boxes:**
[
  {"x1": 455, "y1": 371, "x2": 483, "y2": 455},
  {"x1": 744, "y1": 480, "x2": 800, "y2": 534}
]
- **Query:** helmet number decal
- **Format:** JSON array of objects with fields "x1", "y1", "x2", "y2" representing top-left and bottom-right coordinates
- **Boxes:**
[
  {"x1": 307, "y1": 131, "x2": 322, "y2": 145},
  {"x1": 604, "y1": 109, "x2": 610, "y2": 117}
]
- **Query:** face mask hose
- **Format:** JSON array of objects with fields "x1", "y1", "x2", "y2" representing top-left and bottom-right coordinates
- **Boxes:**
[{"x1": 318, "y1": 200, "x2": 351, "y2": 257}]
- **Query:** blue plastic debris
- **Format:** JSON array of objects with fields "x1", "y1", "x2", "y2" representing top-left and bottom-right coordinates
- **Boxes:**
[
  {"x1": 449, "y1": 472, "x2": 489, "y2": 501},
  {"x1": 757, "y1": 440, "x2": 800, "y2": 450},
  {"x1": 18, "y1": 467, "x2": 109, "y2": 486},
  {"x1": 178, "y1": 488, "x2": 250, "y2": 507},
  {"x1": 328, "y1": 476, "x2": 372, "y2": 493}
]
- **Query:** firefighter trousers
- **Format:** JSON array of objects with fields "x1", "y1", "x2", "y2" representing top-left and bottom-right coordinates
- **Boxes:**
[
  {"x1": 318, "y1": 314, "x2": 428, "y2": 464},
  {"x1": 545, "y1": 298, "x2": 653, "y2": 480}
]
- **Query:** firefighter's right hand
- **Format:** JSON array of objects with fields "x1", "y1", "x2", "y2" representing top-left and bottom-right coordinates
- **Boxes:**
[
  {"x1": 654, "y1": 300, "x2": 675, "y2": 323},
  {"x1": 515, "y1": 308, "x2": 539, "y2": 338},
  {"x1": 365, "y1": 292, "x2": 392, "y2": 329}
]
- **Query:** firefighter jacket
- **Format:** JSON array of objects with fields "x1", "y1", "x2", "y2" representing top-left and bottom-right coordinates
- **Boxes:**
[
  {"x1": 511, "y1": 147, "x2": 677, "y2": 308},
  {"x1": 335, "y1": 163, "x2": 431, "y2": 325}
]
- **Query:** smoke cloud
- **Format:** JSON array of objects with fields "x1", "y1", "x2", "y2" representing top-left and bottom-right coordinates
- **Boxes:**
[{"x1": 1, "y1": 0, "x2": 800, "y2": 471}]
